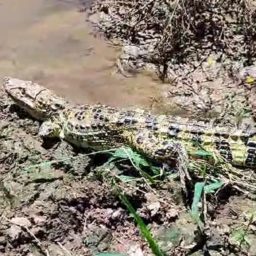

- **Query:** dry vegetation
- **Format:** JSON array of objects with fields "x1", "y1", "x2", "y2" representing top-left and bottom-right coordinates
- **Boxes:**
[{"x1": 90, "y1": 0, "x2": 256, "y2": 79}]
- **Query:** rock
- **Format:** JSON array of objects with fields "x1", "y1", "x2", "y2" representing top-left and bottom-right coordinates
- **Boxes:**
[
  {"x1": 127, "y1": 244, "x2": 144, "y2": 256},
  {"x1": 10, "y1": 217, "x2": 31, "y2": 228},
  {"x1": 6, "y1": 225, "x2": 22, "y2": 240},
  {"x1": 122, "y1": 45, "x2": 147, "y2": 58}
]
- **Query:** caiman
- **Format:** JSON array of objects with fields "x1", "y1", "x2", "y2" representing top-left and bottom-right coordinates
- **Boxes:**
[{"x1": 3, "y1": 77, "x2": 256, "y2": 168}]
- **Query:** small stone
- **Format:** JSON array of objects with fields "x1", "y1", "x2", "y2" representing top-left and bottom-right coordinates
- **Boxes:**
[
  {"x1": 0, "y1": 236, "x2": 6, "y2": 245},
  {"x1": 112, "y1": 209, "x2": 122, "y2": 219},
  {"x1": 6, "y1": 225, "x2": 22, "y2": 240},
  {"x1": 127, "y1": 244, "x2": 144, "y2": 256},
  {"x1": 105, "y1": 208, "x2": 114, "y2": 216},
  {"x1": 31, "y1": 215, "x2": 46, "y2": 225},
  {"x1": 147, "y1": 201, "x2": 161, "y2": 216},
  {"x1": 167, "y1": 209, "x2": 179, "y2": 219},
  {"x1": 10, "y1": 217, "x2": 31, "y2": 228}
]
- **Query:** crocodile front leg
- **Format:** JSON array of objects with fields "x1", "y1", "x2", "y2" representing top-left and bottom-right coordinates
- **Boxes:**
[{"x1": 38, "y1": 118, "x2": 63, "y2": 139}]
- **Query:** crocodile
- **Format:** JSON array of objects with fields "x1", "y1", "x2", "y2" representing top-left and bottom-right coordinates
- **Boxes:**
[{"x1": 3, "y1": 77, "x2": 256, "y2": 168}]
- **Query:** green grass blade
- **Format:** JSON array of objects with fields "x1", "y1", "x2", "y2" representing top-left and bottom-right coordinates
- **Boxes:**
[
  {"x1": 110, "y1": 147, "x2": 156, "y2": 184},
  {"x1": 204, "y1": 180, "x2": 223, "y2": 194},
  {"x1": 191, "y1": 182, "x2": 204, "y2": 216},
  {"x1": 117, "y1": 175, "x2": 142, "y2": 183},
  {"x1": 191, "y1": 182, "x2": 204, "y2": 228},
  {"x1": 110, "y1": 147, "x2": 150, "y2": 167},
  {"x1": 118, "y1": 192, "x2": 165, "y2": 256}
]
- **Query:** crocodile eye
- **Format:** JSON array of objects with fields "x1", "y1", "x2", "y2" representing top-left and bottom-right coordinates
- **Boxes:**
[{"x1": 51, "y1": 103, "x2": 63, "y2": 111}]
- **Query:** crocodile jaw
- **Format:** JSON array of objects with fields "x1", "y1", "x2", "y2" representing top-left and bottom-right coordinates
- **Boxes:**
[{"x1": 3, "y1": 77, "x2": 67, "y2": 120}]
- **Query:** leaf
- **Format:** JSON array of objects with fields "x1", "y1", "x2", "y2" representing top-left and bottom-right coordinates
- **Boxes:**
[
  {"x1": 232, "y1": 229, "x2": 246, "y2": 242},
  {"x1": 110, "y1": 147, "x2": 151, "y2": 168},
  {"x1": 231, "y1": 228, "x2": 251, "y2": 247},
  {"x1": 110, "y1": 147, "x2": 132, "y2": 160},
  {"x1": 151, "y1": 166, "x2": 162, "y2": 176},
  {"x1": 109, "y1": 147, "x2": 156, "y2": 184},
  {"x1": 204, "y1": 180, "x2": 223, "y2": 194},
  {"x1": 117, "y1": 175, "x2": 141, "y2": 183},
  {"x1": 133, "y1": 153, "x2": 150, "y2": 168},
  {"x1": 194, "y1": 150, "x2": 213, "y2": 158}
]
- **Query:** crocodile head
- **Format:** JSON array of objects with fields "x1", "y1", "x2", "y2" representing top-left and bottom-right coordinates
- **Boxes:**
[{"x1": 3, "y1": 77, "x2": 67, "y2": 120}]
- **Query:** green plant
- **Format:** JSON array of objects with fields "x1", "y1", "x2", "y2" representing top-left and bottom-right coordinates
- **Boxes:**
[{"x1": 117, "y1": 189, "x2": 165, "y2": 256}]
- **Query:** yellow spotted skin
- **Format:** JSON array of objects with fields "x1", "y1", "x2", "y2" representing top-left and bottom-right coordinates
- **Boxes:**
[{"x1": 3, "y1": 77, "x2": 256, "y2": 168}]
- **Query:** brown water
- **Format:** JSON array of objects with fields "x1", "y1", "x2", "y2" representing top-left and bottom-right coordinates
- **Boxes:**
[{"x1": 0, "y1": 0, "x2": 168, "y2": 112}]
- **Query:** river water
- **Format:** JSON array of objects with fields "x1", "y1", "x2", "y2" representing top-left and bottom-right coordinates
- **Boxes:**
[{"x1": 0, "y1": 0, "x2": 169, "y2": 112}]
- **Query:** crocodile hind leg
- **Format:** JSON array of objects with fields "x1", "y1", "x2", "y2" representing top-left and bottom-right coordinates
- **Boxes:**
[{"x1": 123, "y1": 130, "x2": 191, "y2": 190}]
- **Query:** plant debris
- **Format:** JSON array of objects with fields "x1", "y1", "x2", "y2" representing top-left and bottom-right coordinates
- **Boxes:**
[
  {"x1": 88, "y1": 0, "x2": 256, "y2": 122},
  {"x1": 89, "y1": 0, "x2": 256, "y2": 74}
]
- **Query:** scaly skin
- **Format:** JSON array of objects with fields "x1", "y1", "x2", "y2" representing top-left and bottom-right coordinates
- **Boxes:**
[{"x1": 3, "y1": 77, "x2": 256, "y2": 168}]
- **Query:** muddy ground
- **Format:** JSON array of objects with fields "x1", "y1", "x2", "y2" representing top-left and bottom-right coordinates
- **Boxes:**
[
  {"x1": 0, "y1": 81, "x2": 256, "y2": 256},
  {"x1": 0, "y1": 1, "x2": 256, "y2": 255}
]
